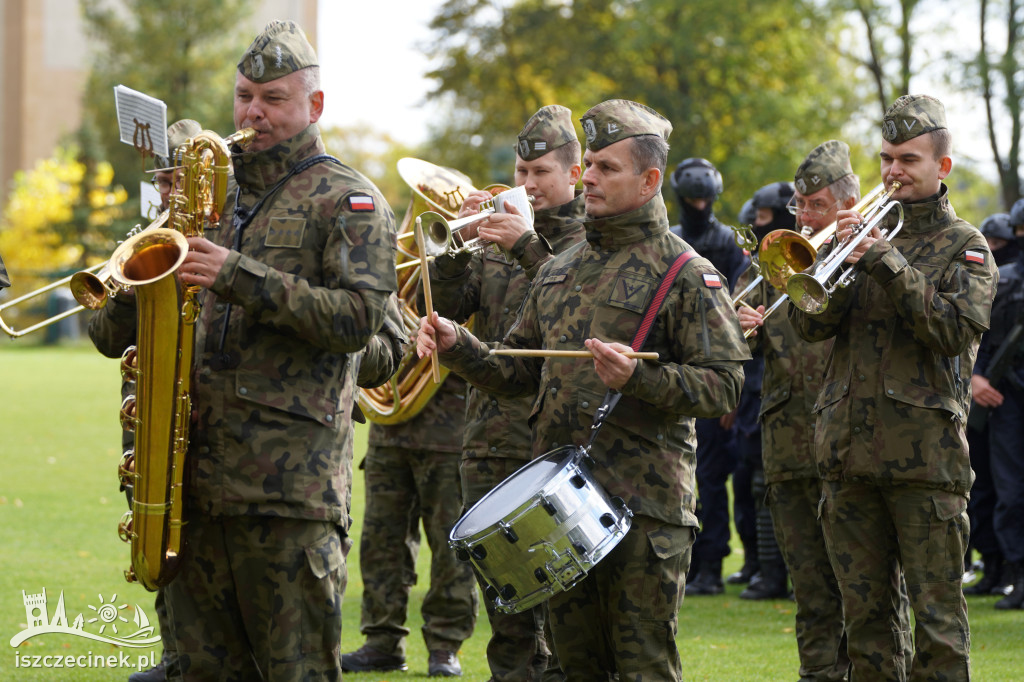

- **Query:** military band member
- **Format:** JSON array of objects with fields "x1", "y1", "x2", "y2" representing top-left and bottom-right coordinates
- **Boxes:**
[
  {"x1": 166, "y1": 20, "x2": 398, "y2": 680},
  {"x1": 738, "y1": 142, "x2": 858, "y2": 678},
  {"x1": 417, "y1": 99, "x2": 749, "y2": 681},
  {"x1": 430, "y1": 104, "x2": 586, "y2": 682},
  {"x1": 788, "y1": 95, "x2": 997, "y2": 680}
]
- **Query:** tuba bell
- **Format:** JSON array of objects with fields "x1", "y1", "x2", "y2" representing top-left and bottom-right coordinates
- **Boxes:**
[{"x1": 356, "y1": 158, "x2": 483, "y2": 424}]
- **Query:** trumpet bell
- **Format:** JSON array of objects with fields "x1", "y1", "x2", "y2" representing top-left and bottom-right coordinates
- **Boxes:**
[
  {"x1": 69, "y1": 267, "x2": 111, "y2": 310},
  {"x1": 757, "y1": 230, "x2": 818, "y2": 290}
]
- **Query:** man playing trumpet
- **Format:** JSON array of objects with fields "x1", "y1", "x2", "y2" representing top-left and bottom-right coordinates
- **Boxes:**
[
  {"x1": 429, "y1": 104, "x2": 586, "y2": 681},
  {"x1": 418, "y1": 99, "x2": 749, "y2": 680},
  {"x1": 788, "y1": 95, "x2": 998, "y2": 680}
]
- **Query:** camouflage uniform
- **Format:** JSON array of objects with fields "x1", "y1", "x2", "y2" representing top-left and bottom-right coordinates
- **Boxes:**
[
  {"x1": 440, "y1": 100, "x2": 749, "y2": 681},
  {"x1": 163, "y1": 22, "x2": 398, "y2": 682},
  {"x1": 788, "y1": 97, "x2": 997, "y2": 682},
  {"x1": 351, "y1": 380, "x2": 479, "y2": 661},
  {"x1": 432, "y1": 104, "x2": 586, "y2": 681}
]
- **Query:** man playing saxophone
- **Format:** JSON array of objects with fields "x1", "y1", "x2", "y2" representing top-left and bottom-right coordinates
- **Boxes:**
[
  {"x1": 166, "y1": 20, "x2": 398, "y2": 681},
  {"x1": 788, "y1": 95, "x2": 997, "y2": 680}
]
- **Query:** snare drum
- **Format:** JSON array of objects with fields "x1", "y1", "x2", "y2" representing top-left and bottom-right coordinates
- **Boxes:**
[{"x1": 449, "y1": 445, "x2": 632, "y2": 614}]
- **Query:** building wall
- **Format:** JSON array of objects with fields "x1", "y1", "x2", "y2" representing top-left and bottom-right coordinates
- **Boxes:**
[{"x1": 0, "y1": 0, "x2": 318, "y2": 198}]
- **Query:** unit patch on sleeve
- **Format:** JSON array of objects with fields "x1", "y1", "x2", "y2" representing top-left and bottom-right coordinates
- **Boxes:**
[{"x1": 964, "y1": 250, "x2": 986, "y2": 265}]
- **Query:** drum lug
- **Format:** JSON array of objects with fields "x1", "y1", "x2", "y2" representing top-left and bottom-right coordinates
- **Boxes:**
[
  {"x1": 500, "y1": 522, "x2": 519, "y2": 543},
  {"x1": 570, "y1": 474, "x2": 586, "y2": 489},
  {"x1": 541, "y1": 499, "x2": 557, "y2": 516},
  {"x1": 599, "y1": 513, "x2": 616, "y2": 528},
  {"x1": 455, "y1": 548, "x2": 470, "y2": 562},
  {"x1": 499, "y1": 584, "x2": 517, "y2": 600},
  {"x1": 610, "y1": 496, "x2": 627, "y2": 509},
  {"x1": 470, "y1": 545, "x2": 487, "y2": 560},
  {"x1": 534, "y1": 567, "x2": 549, "y2": 583}
]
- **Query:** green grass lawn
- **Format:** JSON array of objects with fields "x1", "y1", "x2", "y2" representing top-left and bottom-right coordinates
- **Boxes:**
[{"x1": 1, "y1": 343, "x2": 1020, "y2": 680}]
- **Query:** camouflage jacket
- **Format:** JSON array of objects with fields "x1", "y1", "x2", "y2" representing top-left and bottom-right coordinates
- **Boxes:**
[
  {"x1": 189, "y1": 123, "x2": 397, "y2": 527},
  {"x1": 431, "y1": 191, "x2": 586, "y2": 461},
  {"x1": 87, "y1": 294, "x2": 138, "y2": 359},
  {"x1": 737, "y1": 267, "x2": 831, "y2": 483},
  {"x1": 365, "y1": 374, "x2": 468, "y2": 453},
  {"x1": 788, "y1": 185, "x2": 997, "y2": 491},
  {"x1": 441, "y1": 193, "x2": 749, "y2": 527}
]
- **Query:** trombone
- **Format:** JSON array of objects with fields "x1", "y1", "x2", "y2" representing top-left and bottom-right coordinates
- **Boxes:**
[
  {"x1": 787, "y1": 182, "x2": 903, "y2": 314},
  {"x1": 732, "y1": 183, "x2": 887, "y2": 336},
  {"x1": 0, "y1": 211, "x2": 168, "y2": 338}
]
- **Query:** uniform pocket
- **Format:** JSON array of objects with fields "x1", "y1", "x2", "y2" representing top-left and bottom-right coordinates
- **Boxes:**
[{"x1": 301, "y1": 528, "x2": 346, "y2": 654}]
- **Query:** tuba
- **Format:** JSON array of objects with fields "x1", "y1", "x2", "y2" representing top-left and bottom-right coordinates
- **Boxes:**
[
  {"x1": 115, "y1": 127, "x2": 255, "y2": 590},
  {"x1": 356, "y1": 158, "x2": 484, "y2": 424}
]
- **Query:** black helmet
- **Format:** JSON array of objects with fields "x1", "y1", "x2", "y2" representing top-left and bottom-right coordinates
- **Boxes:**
[
  {"x1": 980, "y1": 213, "x2": 1014, "y2": 241},
  {"x1": 752, "y1": 181, "x2": 795, "y2": 212},
  {"x1": 1010, "y1": 198, "x2": 1024, "y2": 229},
  {"x1": 738, "y1": 199, "x2": 756, "y2": 226},
  {"x1": 670, "y1": 158, "x2": 723, "y2": 200}
]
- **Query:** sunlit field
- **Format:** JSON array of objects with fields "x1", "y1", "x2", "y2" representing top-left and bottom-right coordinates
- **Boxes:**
[{"x1": 1, "y1": 343, "x2": 1019, "y2": 680}]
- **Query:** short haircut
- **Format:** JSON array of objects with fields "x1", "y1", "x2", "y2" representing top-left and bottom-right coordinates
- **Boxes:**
[
  {"x1": 829, "y1": 173, "x2": 861, "y2": 203},
  {"x1": 298, "y1": 66, "x2": 321, "y2": 99},
  {"x1": 552, "y1": 138, "x2": 582, "y2": 171},
  {"x1": 630, "y1": 135, "x2": 669, "y2": 175},
  {"x1": 929, "y1": 128, "x2": 952, "y2": 160}
]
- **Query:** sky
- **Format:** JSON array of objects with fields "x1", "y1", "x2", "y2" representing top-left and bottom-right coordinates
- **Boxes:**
[{"x1": 316, "y1": 0, "x2": 446, "y2": 146}]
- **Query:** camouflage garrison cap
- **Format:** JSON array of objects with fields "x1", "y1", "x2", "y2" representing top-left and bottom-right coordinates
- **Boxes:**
[
  {"x1": 794, "y1": 140, "x2": 853, "y2": 195},
  {"x1": 154, "y1": 119, "x2": 202, "y2": 168},
  {"x1": 517, "y1": 105, "x2": 576, "y2": 161},
  {"x1": 238, "y1": 20, "x2": 317, "y2": 84},
  {"x1": 579, "y1": 99, "x2": 672, "y2": 151},
  {"x1": 881, "y1": 94, "x2": 946, "y2": 145}
]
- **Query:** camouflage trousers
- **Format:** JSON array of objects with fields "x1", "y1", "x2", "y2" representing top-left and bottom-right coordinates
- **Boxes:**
[
  {"x1": 461, "y1": 456, "x2": 559, "y2": 682},
  {"x1": 767, "y1": 478, "x2": 849, "y2": 681},
  {"x1": 546, "y1": 514, "x2": 694, "y2": 681},
  {"x1": 820, "y1": 481, "x2": 971, "y2": 682},
  {"x1": 163, "y1": 515, "x2": 349, "y2": 682},
  {"x1": 357, "y1": 445, "x2": 478, "y2": 656}
]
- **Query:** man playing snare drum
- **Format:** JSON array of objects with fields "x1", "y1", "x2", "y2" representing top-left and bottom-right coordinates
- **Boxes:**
[{"x1": 417, "y1": 99, "x2": 749, "y2": 681}]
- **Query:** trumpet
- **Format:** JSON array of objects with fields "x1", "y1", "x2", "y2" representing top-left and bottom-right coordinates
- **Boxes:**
[
  {"x1": 787, "y1": 181, "x2": 903, "y2": 314},
  {"x1": 396, "y1": 185, "x2": 534, "y2": 269}
]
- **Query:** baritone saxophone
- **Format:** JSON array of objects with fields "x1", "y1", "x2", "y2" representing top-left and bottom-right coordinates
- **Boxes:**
[{"x1": 114, "y1": 127, "x2": 256, "y2": 590}]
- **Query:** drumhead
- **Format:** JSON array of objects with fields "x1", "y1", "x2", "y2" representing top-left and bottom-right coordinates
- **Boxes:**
[{"x1": 452, "y1": 446, "x2": 578, "y2": 538}]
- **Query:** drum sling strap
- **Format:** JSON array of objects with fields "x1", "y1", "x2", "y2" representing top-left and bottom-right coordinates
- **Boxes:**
[{"x1": 587, "y1": 249, "x2": 699, "y2": 449}]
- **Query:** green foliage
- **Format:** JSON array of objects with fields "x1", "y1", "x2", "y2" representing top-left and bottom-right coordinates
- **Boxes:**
[
  {"x1": 78, "y1": 0, "x2": 253, "y2": 192},
  {"x1": 422, "y1": 0, "x2": 861, "y2": 221}
]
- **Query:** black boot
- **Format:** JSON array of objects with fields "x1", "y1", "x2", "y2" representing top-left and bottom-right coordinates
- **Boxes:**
[
  {"x1": 726, "y1": 559, "x2": 760, "y2": 585},
  {"x1": 963, "y1": 554, "x2": 1003, "y2": 596},
  {"x1": 994, "y1": 561, "x2": 1024, "y2": 610},
  {"x1": 686, "y1": 560, "x2": 724, "y2": 596},
  {"x1": 740, "y1": 560, "x2": 789, "y2": 600}
]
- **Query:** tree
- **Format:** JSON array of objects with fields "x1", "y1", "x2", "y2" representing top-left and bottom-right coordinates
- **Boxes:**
[
  {"x1": 423, "y1": 0, "x2": 861, "y2": 221},
  {"x1": 79, "y1": 0, "x2": 253, "y2": 191}
]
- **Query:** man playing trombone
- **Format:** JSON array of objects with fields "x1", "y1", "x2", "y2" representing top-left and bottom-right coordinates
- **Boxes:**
[
  {"x1": 737, "y1": 141, "x2": 861, "y2": 679},
  {"x1": 788, "y1": 95, "x2": 997, "y2": 680}
]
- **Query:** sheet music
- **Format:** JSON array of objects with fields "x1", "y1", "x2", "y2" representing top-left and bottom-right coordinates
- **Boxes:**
[
  {"x1": 114, "y1": 85, "x2": 168, "y2": 159},
  {"x1": 493, "y1": 185, "x2": 532, "y2": 217}
]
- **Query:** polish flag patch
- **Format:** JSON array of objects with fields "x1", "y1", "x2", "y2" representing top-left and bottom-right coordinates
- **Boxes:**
[
  {"x1": 965, "y1": 250, "x2": 986, "y2": 265},
  {"x1": 349, "y1": 194, "x2": 375, "y2": 212},
  {"x1": 702, "y1": 273, "x2": 723, "y2": 289}
]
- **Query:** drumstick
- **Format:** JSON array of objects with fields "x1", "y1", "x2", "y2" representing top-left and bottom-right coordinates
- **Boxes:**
[
  {"x1": 416, "y1": 216, "x2": 441, "y2": 384},
  {"x1": 489, "y1": 349, "x2": 659, "y2": 360}
]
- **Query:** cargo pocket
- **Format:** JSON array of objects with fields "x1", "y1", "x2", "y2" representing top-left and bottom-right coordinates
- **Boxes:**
[
  {"x1": 302, "y1": 529, "x2": 346, "y2": 654},
  {"x1": 929, "y1": 493, "x2": 969, "y2": 582}
]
